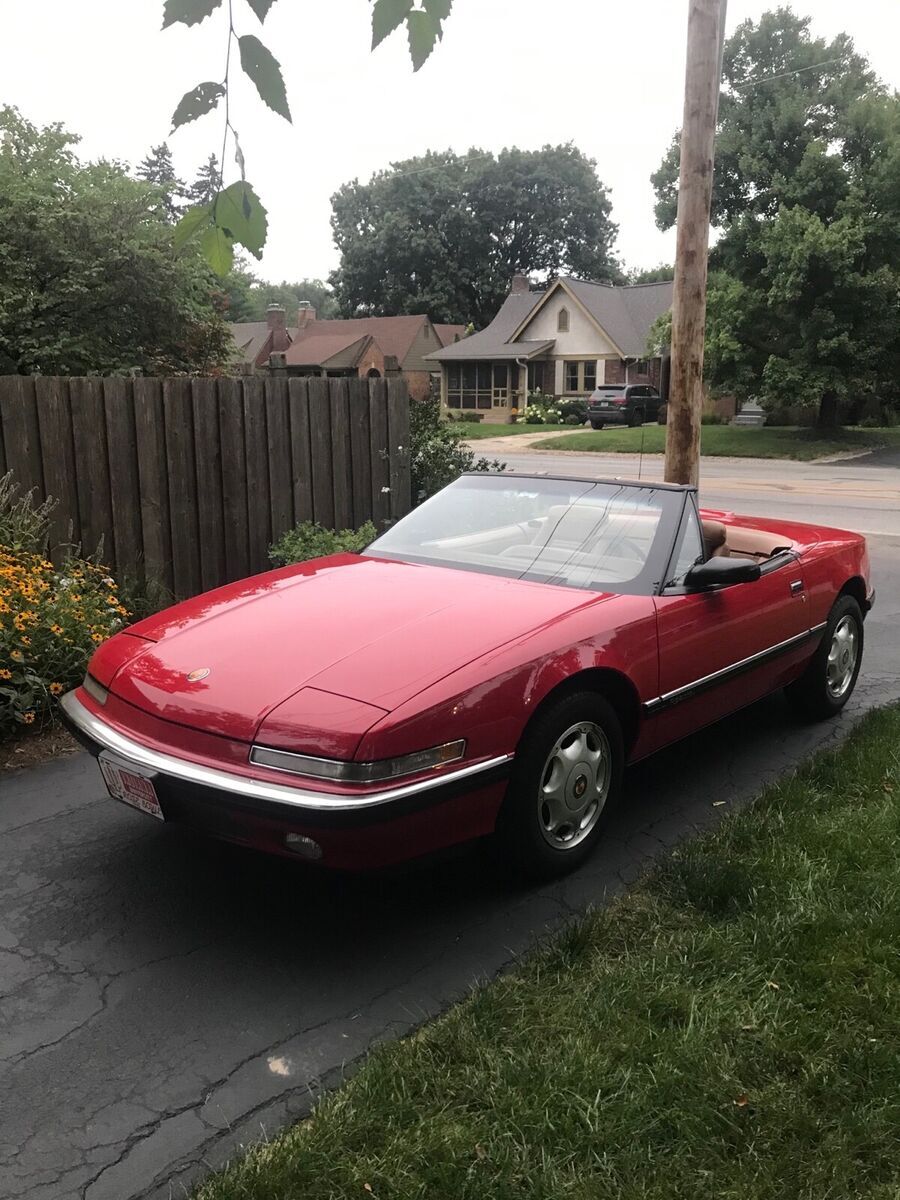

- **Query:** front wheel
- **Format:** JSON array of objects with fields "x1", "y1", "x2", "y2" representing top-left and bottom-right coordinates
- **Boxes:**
[
  {"x1": 629, "y1": 409, "x2": 644, "y2": 428},
  {"x1": 495, "y1": 692, "x2": 623, "y2": 881},
  {"x1": 785, "y1": 595, "x2": 864, "y2": 719}
]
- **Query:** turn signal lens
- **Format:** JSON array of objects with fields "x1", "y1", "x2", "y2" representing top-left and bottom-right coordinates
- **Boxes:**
[
  {"x1": 82, "y1": 674, "x2": 109, "y2": 706},
  {"x1": 251, "y1": 739, "x2": 467, "y2": 783}
]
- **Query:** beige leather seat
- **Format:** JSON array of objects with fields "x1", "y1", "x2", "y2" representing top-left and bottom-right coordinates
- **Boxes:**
[{"x1": 701, "y1": 519, "x2": 729, "y2": 558}]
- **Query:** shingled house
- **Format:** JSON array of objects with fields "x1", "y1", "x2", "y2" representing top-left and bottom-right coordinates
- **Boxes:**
[
  {"x1": 228, "y1": 304, "x2": 466, "y2": 400},
  {"x1": 424, "y1": 275, "x2": 673, "y2": 422}
]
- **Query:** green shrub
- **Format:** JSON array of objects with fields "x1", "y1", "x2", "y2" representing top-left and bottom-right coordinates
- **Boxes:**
[
  {"x1": 410, "y1": 398, "x2": 503, "y2": 504},
  {"x1": 269, "y1": 521, "x2": 377, "y2": 567},
  {"x1": 701, "y1": 411, "x2": 725, "y2": 425},
  {"x1": 0, "y1": 473, "x2": 128, "y2": 737},
  {"x1": 558, "y1": 399, "x2": 588, "y2": 425}
]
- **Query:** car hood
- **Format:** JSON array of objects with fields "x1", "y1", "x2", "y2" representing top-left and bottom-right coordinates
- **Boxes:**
[{"x1": 104, "y1": 554, "x2": 609, "y2": 743}]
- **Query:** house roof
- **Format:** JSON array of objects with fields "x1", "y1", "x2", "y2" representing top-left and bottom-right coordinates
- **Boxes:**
[
  {"x1": 426, "y1": 278, "x2": 673, "y2": 363},
  {"x1": 228, "y1": 320, "x2": 299, "y2": 366},
  {"x1": 425, "y1": 292, "x2": 544, "y2": 361},
  {"x1": 561, "y1": 279, "x2": 673, "y2": 357},
  {"x1": 433, "y1": 323, "x2": 468, "y2": 347},
  {"x1": 284, "y1": 332, "x2": 372, "y2": 368},
  {"x1": 289, "y1": 315, "x2": 427, "y2": 366}
]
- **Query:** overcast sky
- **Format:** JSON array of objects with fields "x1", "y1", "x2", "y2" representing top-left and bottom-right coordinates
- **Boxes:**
[{"x1": 4, "y1": 1, "x2": 899, "y2": 287}]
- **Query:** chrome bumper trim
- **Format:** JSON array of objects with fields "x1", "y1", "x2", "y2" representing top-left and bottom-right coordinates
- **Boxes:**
[{"x1": 60, "y1": 691, "x2": 512, "y2": 812}]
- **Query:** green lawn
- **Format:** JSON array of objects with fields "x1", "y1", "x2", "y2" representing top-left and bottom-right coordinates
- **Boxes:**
[
  {"x1": 453, "y1": 421, "x2": 574, "y2": 439},
  {"x1": 531, "y1": 424, "x2": 900, "y2": 460},
  {"x1": 197, "y1": 706, "x2": 900, "y2": 1200}
]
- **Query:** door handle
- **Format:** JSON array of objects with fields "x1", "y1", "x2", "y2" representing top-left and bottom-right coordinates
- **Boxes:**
[{"x1": 790, "y1": 579, "x2": 804, "y2": 596}]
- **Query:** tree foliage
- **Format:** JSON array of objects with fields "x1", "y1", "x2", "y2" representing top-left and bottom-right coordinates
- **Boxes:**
[
  {"x1": 651, "y1": 10, "x2": 899, "y2": 426},
  {"x1": 0, "y1": 107, "x2": 234, "y2": 376},
  {"x1": 223, "y1": 264, "x2": 339, "y2": 322},
  {"x1": 330, "y1": 145, "x2": 620, "y2": 326}
]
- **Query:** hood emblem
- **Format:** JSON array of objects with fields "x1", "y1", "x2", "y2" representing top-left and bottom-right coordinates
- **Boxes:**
[{"x1": 186, "y1": 668, "x2": 211, "y2": 683}]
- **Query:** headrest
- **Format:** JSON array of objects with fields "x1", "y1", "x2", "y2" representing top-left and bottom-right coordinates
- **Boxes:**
[{"x1": 701, "y1": 519, "x2": 727, "y2": 549}]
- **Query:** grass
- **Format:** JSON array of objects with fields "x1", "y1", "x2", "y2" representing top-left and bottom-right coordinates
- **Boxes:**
[
  {"x1": 454, "y1": 421, "x2": 575, "y2": 439},
  {"x1": 530, "y1": 424, "x2": 900, "y2": 460},
  {"x1": 196, "y1": 705, "x2": 900, "y2": 1200}
]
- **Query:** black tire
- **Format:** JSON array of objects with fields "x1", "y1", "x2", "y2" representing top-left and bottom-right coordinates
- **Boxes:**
[
  {"x1": 590, "y1": 420, "x2": 604, "y2": 430},
  {"x1": 785, "y1": 595, "x2": 864, "y2": 720},
  {"x1": 657, "y1": 403, "x2": 668, "y2": 426},
  {"x1": 629, "y1": 408, "x2": 644, "y2": 428},
  {"x1": 495, "y1": 692, "x2": 624, "y2": 881}
]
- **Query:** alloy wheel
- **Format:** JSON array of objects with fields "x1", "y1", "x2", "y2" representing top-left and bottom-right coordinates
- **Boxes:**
[
  {"x1": 537, "y1": 721, "x2": 610, "y2": 850},
  {"x1": 826, "y1": 614, "x2": 859, "y2": 700}
]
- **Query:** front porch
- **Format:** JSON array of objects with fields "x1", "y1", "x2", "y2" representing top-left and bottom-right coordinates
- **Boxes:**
[{"x1": 441, "y1": 352, "x2": 554, "y2": 424}]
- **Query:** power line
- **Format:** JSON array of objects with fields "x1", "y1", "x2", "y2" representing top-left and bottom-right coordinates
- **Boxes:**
[{"x1": 730, "y1": 56, "x2": 844, "y2": 90}]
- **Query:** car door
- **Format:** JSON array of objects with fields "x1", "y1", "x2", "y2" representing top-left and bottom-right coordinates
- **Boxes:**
[
  {"x1": 649, "y1": 496, "x2": 811, "y2": 749},
  {"x1": 646, "y1": 387, "x2": 660, "y2": 420}
]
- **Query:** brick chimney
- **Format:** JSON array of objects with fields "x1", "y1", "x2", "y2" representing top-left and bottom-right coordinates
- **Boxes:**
[
  {"x1": 510, "y1": 273, "x2": 531, "y2": 295},
  {"x1": 265, "y1": 303, "x2": 290, "y2": 352},
  {"x1": 296, "y1": 300, "x2": 317, "y2": 330}
]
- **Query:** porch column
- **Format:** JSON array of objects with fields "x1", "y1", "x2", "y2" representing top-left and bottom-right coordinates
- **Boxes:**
[
  {"x1": 440, "y1": 366, "x2": 448, "y2": 412},
  {"x1": 517, "y1": 363, "x2": 528, "y2": 409}
]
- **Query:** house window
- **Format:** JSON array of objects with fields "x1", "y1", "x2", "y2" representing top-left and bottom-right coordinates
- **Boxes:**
[
  {"x1": 563, "y1": 361, "x2": 598, "y2": 393},
  {"x1": 447, "y1": 362, "x2": 509, "y2": 410},
  {"x1": 557, "y1": 307, "x2": 570, "y2": 332},
  {"x1": 633, "y1": 359, "x2": 649, "y2": 375}
]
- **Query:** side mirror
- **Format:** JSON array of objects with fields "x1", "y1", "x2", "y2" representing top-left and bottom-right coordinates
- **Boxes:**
[{"x1": 684, "y1": 556, "x2": 761, "y2": 589}]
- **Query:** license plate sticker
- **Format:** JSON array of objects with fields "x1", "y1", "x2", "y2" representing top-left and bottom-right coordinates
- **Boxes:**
[{"x1": 98, "y1": 754, "x2": 164, "y2": 821}]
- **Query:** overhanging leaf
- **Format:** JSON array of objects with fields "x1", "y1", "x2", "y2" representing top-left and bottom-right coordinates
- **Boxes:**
[
  {"x1": 171, "y1": 82, "x2": 225, "y2": 131},
  {"x1": 372, "y1": 0, "x2": 413, "y2": 50},
  {"x1": 406, "y1": 9, "x2": 440, "y2": 71},
  {"x1": 422, "y1": 0, "x2": 452, "y2": 25},
  {"x1": 162, "y1": 0, "x2": 223, "y2": 29},
  {"x1": 214, "y1": 181, "x2": 268, "y2": 259},
  {"x1": 201, "y1": 224, "x2": 235, "y2": 276},
  {"x1": 173, "y1": 203, "x2": 213, "y2": 250},
  {"x1": 238, "y1": 35, "x2": 292, "y2": 122},
  {"x1": 245, "y1": 0, "x2": 277, "y2": 20}
]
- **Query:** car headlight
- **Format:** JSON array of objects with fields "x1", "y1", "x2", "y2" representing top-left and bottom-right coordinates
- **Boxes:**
[{"x1": 249, "y1": 739, "x2": 466, "y2": 783}]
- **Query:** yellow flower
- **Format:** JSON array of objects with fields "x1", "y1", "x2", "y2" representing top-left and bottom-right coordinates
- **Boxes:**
[
  {"x1": 49, "y1": 682, "x2": 63, "y2": 696},
  {"x1": 22, "y1": 711, "x2": 35, "y2": 724},
  {"x1": 50, "y1": 624, "x2": 63, "y2": 636},
  {"x1": 10, "y1": 650, "x2": 23, "y2": 662},
  {"x1": 0, "y1": 668, "x2": 11, "y2": 680},
  {"x1": 91, "y1": 632, "x2": 105, "y2": 644}
]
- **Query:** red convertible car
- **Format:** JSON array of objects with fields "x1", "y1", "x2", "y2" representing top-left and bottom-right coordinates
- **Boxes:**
[{"x1": 61, "y1": 474, "x2": 872, "y2": 879}]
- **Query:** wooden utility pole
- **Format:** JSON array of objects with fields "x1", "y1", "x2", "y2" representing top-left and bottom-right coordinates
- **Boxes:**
[{"x1": 664, "y1": 0, "x2": 727, "y2": 486}]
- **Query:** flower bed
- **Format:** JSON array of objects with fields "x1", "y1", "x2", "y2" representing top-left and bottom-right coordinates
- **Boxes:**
[{"x1": 1, "y1": 474, "x2": 129, "y2": 737}]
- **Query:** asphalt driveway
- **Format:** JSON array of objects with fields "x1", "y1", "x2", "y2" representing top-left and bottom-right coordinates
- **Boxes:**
[{"x1": 2, "y1": 471, "x2": 899, "y2": 1200}]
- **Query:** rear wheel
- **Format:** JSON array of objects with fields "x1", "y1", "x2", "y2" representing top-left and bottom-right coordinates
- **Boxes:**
[
  {"x1": 496, "y1": 692, "x2": 623, "y2": 881},
  {"x1": 785, "y1": 595, "x2": 863, "y2": 719},
  {"x1": 590, "y1": 420, "x2": 604, "y2": 430}
]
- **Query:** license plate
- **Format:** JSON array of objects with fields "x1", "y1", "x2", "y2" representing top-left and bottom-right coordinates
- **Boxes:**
[{"x1": 98, "y1": 753, "x2": 164, "y2": 821}]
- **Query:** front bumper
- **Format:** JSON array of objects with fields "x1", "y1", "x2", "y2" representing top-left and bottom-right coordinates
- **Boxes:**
[{"x1": 60, "y1": 691, "x2": 512, "y2": 868}]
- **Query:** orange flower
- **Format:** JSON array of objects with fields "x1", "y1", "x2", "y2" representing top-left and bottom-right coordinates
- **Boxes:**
[{"x1": 49, "y1": 682, "x2": 63, "y2": 696}]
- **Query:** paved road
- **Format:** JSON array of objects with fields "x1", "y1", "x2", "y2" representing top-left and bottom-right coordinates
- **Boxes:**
[
  {"x1": 480, "y1": 441, "x2": 900, "y2": 537},
  {"x1": 2, "y1": 455, "x2": 899, "y2": 1200}
]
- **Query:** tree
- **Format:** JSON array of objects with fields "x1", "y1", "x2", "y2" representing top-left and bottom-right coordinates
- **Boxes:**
[
  {"x1": 0, "y1": 107, "x2": 234, "y2": 376},
  {"x1": 652, "y1": 9, "x2": 877, "y2": 231},
  {"x1": 651, "y1": 10, "x2": 899, "y2": 428},
  {"x1": 186, "y1": 154, "x2": 221, "y2": 206},
  {"x1": 628, "y1": 264, "x2": 675, "y2": 283},
  {"x1": 245, "y1": 279, "x2": 339, "y2": 321},
  {"x1": 135, "y1": 142, "x2": 184, "y2": 222},
  {"x1": 329, "y1": 145, "x2": 620, "y2": 326}
]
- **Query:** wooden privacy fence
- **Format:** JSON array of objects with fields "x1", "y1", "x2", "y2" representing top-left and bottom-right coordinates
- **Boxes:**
[{"x1": 0, "y1": 375, "x2": 410, "y2": 597}]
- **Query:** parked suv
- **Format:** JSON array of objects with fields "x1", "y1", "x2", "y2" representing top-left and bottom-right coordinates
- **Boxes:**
[{"x1": 587, "y1": 385, "x2": 662, "y2": 429}]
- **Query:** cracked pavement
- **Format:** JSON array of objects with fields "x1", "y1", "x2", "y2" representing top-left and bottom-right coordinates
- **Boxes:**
[{"x1": 1, "y1": 471, "x2": 898, "y2": 1200}]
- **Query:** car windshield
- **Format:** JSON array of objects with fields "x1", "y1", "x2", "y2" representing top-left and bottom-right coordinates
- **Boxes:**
[
  {"x1": 364, "y1": 475, "x2": 682, "y2": 594},
  {"x1": 590, "y1": 388, "x2": 626, "y2": 399}
]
